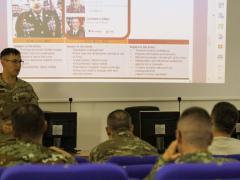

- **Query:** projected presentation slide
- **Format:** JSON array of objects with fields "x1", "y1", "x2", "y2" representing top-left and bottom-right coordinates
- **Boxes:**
[{"x1": 0, "y1": 0, "x2": 227, "y2": 83}]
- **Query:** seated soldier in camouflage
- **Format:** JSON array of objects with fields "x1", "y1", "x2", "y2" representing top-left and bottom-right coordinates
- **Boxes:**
[
  {"x1": 90, "y1": 109, "x2": 159, "y2": 162},
  {"x1": 145, "y1": 107, "x2": 236, "y2": 180},
  {"x1": 0, "y1": 104, "x2": 75, "y2": 166}
]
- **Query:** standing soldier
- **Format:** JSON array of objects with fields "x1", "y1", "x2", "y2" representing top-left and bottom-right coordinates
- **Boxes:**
[{"x1": 0, "y1": 48, "x2": 38, "y2": 116}]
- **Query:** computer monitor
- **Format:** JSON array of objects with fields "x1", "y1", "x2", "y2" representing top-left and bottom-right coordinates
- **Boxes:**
[
  {"x1": 231, "y1": 110, "x2": 240, "y2": 139},
  {"x1": 43, "y1": 112, "x2": 77, "y2": 153},
  {"x1": 140, "y1": 111, "x2": 180, "y2": 153},
  {"x1": 124, "y1": 106, "x2": 160, "y2": 137}
]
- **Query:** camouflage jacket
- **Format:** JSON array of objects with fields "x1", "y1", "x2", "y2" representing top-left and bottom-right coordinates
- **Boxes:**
[
  {"x1": 0, "y1": 138, "x2": 75, "y2": 167},
  {"x1": 90, "y1": 130, "x2": 159, "y2": 162},
  {"x1": 0, "y1": 74, "x2": 38, "y2": 114},
  {"x1": 145, "y1": 152, "x2": 236, "y2": 180},
  {"x1": 0, "y1": 133, "x2": 12, "y2": 144}
]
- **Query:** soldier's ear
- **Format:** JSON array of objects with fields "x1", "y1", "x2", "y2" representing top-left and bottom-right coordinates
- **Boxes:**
[
  {"x1": 129, "y1": 123, "x2": 134, "y2": 133},
  {"x1": 106, "y1": 126, "x2": 112, "y2": 137},
  {"x1": 208, "y1": 132, "x2": 213, "y2": 146},
  {"x1": 176, "y1": 129, "x2": 182, "y2": 144}
]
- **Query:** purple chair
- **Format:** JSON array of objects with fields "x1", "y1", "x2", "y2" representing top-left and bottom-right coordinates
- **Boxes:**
[
  {"x1": 0, "y1": 167, "x2": 6, "y2": 178},
  {"x1": 107, "y1": 156, "x2": 158, "y2": 166},
  {"x1": 155, "y1": 162, "x2": 240, "y2": 180},
  {"x1": 123, "y1": 164, "x2": 153, "y2": 179},
  {"x1": 213, "y1": 154, "x2": 240, "y2": 161},
  {"x1": 75, "y1": 156, "x2": 89, "y2": 164},
  {"x1": 1, "y1": 164, "x2": 128, "y2": 180}
]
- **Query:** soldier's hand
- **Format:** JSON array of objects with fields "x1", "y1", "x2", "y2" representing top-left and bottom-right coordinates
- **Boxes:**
[{"x1": 162, "y1": 140, "x2": 181, "y2": 161}]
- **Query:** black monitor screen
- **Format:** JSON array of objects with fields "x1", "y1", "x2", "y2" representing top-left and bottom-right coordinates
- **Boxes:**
[
  {"x1": 231, "y1": 111, "x2": 240, "y2": 139},
  {"x1": 140, "y1": 111, "x2": 180, "y2": 153},
  {"x1": 43, "y1": 112, "x2": 77, "y2": 153}
]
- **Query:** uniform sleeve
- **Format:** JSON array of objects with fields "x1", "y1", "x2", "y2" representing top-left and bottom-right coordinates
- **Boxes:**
[
  {"x1": 45, "y1": 148, "x2": 76, "y2": 164},
  {"x1": 89, "y1": 147, "x2": 99, "y2": 162},
  {"x1": 24, "y1": 81, "x2": 39, "y2": 105},
  {"x1": 30, "y1": 88, "x2": 39, "y2": 105},
  {"x1": 144, "y1": 156, "x2": 169, "y2": 180}
]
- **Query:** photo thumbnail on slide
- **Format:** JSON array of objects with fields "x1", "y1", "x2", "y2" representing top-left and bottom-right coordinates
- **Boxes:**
[{"x1": 12, "y1": 0, "x2": 62, "y2": 38}]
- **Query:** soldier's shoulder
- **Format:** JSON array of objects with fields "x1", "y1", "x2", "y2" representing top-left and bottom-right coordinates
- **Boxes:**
[
  {"x1": 43, "y1": 147, "x2": 75, "y2": 163},
  {"x1": 91, "y1": 139, "x2": 117, "y2": 154},
  {"x1": 16, "y1": 78, "x2": 33, "y2": 88},
  {"x1": 0, "y1": 137, "x2": 16, "y2": 148}
]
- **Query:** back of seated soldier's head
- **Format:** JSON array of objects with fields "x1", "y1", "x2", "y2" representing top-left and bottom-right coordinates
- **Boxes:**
[
  {"x1": 211, "y1": 102, "x2": 239, "y2": 135},
  {"x1": 11, "y1": 104, "x2": 45, "y2": 140},
  {"x1": 177, "y1": 107, "x2": 212, "y2": 150},
  {"x1": 107, "y1": 109, "x2": 133, "y2": 134}
]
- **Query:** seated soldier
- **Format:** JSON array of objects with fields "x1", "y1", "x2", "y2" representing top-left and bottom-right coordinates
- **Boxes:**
[
  {"x1": 209, "y1": 101, "x2": 240, "y2": 155},
  {"x1": 145, "y1": 107, "x2": 236, "y2": 180},
  {"x1": 0, "y1": 104, "x2": 75, "y2": 166},
  {"x1": 90, "y1": 109, "x2": 159, "y2": 162}
]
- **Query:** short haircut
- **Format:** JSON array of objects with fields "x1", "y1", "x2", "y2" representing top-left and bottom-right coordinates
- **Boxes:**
[
  {"x1": 11, "y1": 104, "x2": 45, "y2": 138},
  {"x1": 107, "y1": 109, "x2": 132, "y2": 131},
  {"x1": 0, "y1": 48, "x2": 20, "y2": 59},
  {"x1": 178, "y1": 107, "x2": 212, "y2": 148},
  {"x1": 211, "y1": 102, "x2": 239, "y2": 134}
]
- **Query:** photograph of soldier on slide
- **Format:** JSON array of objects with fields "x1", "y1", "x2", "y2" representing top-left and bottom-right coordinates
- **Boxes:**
[{"x1": 13, "y1": 0, "x2": 62, "y2": 38}]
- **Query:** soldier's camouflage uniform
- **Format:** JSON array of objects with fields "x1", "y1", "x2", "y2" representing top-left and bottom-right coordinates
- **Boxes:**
[
  {"x1": 0, "y1": 133, "x2": 11, "y2": 144},
  {"x1": 145, "y1": 152, "x2": 237, "y2": 180},
  {"x1": 0, "y1": 74, "x2": 38, "y2": 115},
  {"x1": 0, "y1": 138, "x2": 75, "y2": 167},
  {"x1": 90, "y1": 130, "x2": 159, "y2": 162}
]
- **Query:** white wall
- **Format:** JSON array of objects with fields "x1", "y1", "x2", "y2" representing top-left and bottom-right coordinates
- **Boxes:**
[{"x1": 39, "y1": 99, "x2": 240, "y2": 150}]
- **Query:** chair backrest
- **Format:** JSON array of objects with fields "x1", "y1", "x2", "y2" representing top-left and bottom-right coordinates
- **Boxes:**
[
  {"x1": 155, "y1": 162, "x2": 240, "y2": 180},
  {"x1": 123, "y1": 164, "x2": 153, "y2": 179},
  {"x1": 0, "y1": 167, "x2": 6, "y2": 179},
  {"x1": 214, "y1": 154, "x2": 240, "y2": 161},
  {"x1": 75, "y1": 156, "x2": 89, "y2": 164},
  {"x1": 124, "y1": 106, "x2": 159, "y2": 137},
  {"x1": 107, "y1": 155, "x2": 158, "y2": 165},
  {"x1": 1, "y1": 164, "x2": 128, "y2": 180}
]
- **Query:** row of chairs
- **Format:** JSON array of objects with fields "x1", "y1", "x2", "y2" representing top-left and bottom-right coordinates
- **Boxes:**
[
  {"x1": 75, "y1": 155, "x2": 158, "y2": 179},
  {"x1": 75, "y1": 155, "x2": 240, "y2": 179},
  {"x1": 2, "y1": 162, "x2": 240, "y2": 180},
  {"x1": 0, "y1": 164, "x2": 128, "y2": 180}
]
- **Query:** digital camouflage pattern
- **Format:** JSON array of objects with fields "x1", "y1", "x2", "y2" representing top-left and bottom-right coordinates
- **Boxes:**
[
  {"x1": 145, "y1": 152, "x2": 237, "y2": 180},
  {"x1": 0, "y1": 133, "x2": 12, "y2": 143},
  {"x1": 0, "y1": 74, "x2": 38, "y2": 114},
  {"x1": 90, "y1": 130, "x2": 159, "y2": 162},
  {"x1": 0, "y1": 138, "x2": 75, "y2": 167}
]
